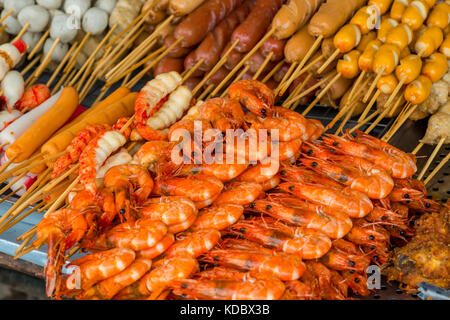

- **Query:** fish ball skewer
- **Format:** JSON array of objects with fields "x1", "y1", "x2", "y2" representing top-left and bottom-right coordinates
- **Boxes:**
[
  {"x1": 37, "y1": 0, "x2": 63, "y2": 10},
  {"x1": 50, "y1": 13, "x2": 78, "y2": 43},
  {"x1": 18, "y1": 5, "x2": 50, "y2": 33},
  {"x1": 82, "y1": 7, "x2": 108, "y2": 35}
]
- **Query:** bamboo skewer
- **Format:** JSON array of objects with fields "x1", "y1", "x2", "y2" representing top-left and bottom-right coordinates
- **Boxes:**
[
  {"x1": 382, "y1": 104, "x2": 417, "y2": 142},
  {"x1": 22, "y1": 55, "x2": 43, "y2": 77},
  {"x1": 0, "y1": 10, "x2": 14, "y2": 25},
  {"x1": 364, "y1": 94, "x2": 404, "y2": 134},
  {"x1": 12, "y1": 23, "x2": 30, "y2": 42},
  {"x1": 210, "y1": 29, "x2": 276, "y2": 98},
  {"x1": 424, "y1": 151, "x2": 450, "y2": 185},
  {"x1": 27, "y1": 30, "x2": 49, "y2": 60},
  {"x1": 192, "y1": 39, "x2": 240, "y2": 96},
  {"x1": 220, "y1": 65, "x2": 250, "y2": 98},
  {"x1": 43, "y1": 176, "x2": 80, "y2": 219},
  {"x1": 417, "y1": 136, "x2": 446, "y2": 181},
  {"x1": 0, "y1": 172, "x2": 27, "y2": 197},
  {"x1": 253, "y1": 52, "x2": 273, "y2": 80},
  {"x1": 198, "y1": 84, "x2": 214, "y2": 100},
  {"x1": 0, "y1": 154, "x2": 19, "y2": 175},
  {"x1": 46, "y1": 42, "x2": 79, "y2": 88},
  {"x1": 412, "y1": 141, "x2": 425, "y2": 155},
  {"x1": 283, "y1": 73, "x2": 311, "y2": 109},
  {"x1": 182, "y1": 59, "x2": 205, "y2": 83},
  {"x1": 262, "y1": 59, "x2": 285, "y2": 83},
  {"x1": 283, "y1": 72, "x2": 335, "y2": 107},
  {"x1": 274, "y1": 61, "x2": 298, "y2": 96},
  {"x1": 0, "y1": 203, "x2": 45, "y2": 234},
  {"x1": 279, "y1": 35, "x2": 324, "y2": 96},
  {"x1": 317, "y1": 49, "x2": 340, "y2": 74},
  {"x1": 358, "y1": 90, "x2": 380, "y2": 122},
  {"x1": 0, "y1": 187, "x2": 23, "y2": 205},
  {"x1": 27, "y1": 38, "x2": 61, "y2": 89},
  {"x1": 302, "y1": 72, "x2": 341, "y2": 116},
  {"x1": 363, "y1": 68, "x2": 384, "y2": 102},
  {"x1": 349, "y1": 110, "x2": 380, "y2": 133}
]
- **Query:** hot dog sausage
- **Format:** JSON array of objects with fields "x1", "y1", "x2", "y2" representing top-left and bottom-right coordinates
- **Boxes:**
[
  {"x1": 377, "y1": 74, "x2": 398, "y2": 94},
  {"x1": 321, "y1": 71, "x2": 352, "y2": 100},
  {"x1": 333, "y1": 24, "x2": 362, "y2": 53},
  {"x1": 205, "y1": 66, "x2": 229, "y2": 86},
  {"x1": 285, "y1": 25, "x2": 317, "y2": 63},
  {"x1": 261, "y1": 35, "x2": 286, "y2": 61},
  {"x1": 308, "y1": 0, "x2": 366, "y2": 38},
  {"x1": 245, "y1": 51, "x2": 277, "y2": 74},
  {"x1": 184, "y1": 1, "x2": 252, "y2": 72},
  {"x1": 169, "y1": 0, "x2": 206, "y2": 16},
  {"x1": 164, "y1": 35, "x2": 193, "y2": 58},
  {"x1": 174, "y1": 0, "x2": 244, "y2": 48},
  {"x1": 223, "y1": 42, "x2": 246, "y2": 70},
  {"x1": 272, "y1": 0, "x2": 323, "y2": 39},
  {"x1": 231, "y1": 0, "x2": 284, "y2": 53},
  {"x1": 154, "y1": 57, "x2": 185, "y2": 77}
]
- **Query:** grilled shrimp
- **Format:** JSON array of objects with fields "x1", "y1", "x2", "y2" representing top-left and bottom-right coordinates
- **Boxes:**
[
  {"x1": 179, "y1": 163, "x2": 249, "y2": 182},
  {"x1": 52, "y1": 124, "x2": 110, "y2": 179},
  {"x1": 279, "y1": 180, "x2": 373, "y2": 218},
  {"x1": 103, "y1": 164, "x2": 154, "y2": 221},
  {"x1": 214, "y1": 181, "x2": 263, "y2": 205},
  {"x1": 14, "y1": 84, "x2": 51, "y2": 112},
  {"x1": 139, "y1": 196, "x2": 197, "y2": 226},
  {"x1": 230, "y1": 218, "x2": 332, "y2": 259},
  {"x1": 114, "y1": 256, "x2": 199, "y2": 300},
  {"x1": 171, "y1": 273, "x2": 286, "y2": 300},
  {"x1": 135, "y1": 71, "x2": 182, "y2": 124},
  {"x1": 321, "y1": 239, "x2": 371, "y2": 273},
  {"x1": 65, "y1": 248, "x2": 136, "y2": 292},
  {"x1": 250, "y1": 195, "x2": 353, "y2": 239},
  {"x1": 137, "y1": 233, "x2": 175, "y2": 259},
  {"x1": 322, "y1": 132, "x2": 416, "y2": 179},
  {"x1": 164, "y1": 229, "x2": 222, "y2": 258},
  {"x1": 190, "y1": 203, "x2": 244, "y2": 231},
  {"x1": 79, "y1": 130, "x2": 127, "y2": 196},
  {"x1": 75, "y1": 258, "x2": 152, "y2": 300},
  {"x1": 228, "y1": 80, "x2": 275, "y2": 118},
  {"x1": 203, "y1": 246, "x2": 305, "y2": 281},
  {"x1": 198, "y1": 97, "x2": 245, "y2": 131}
]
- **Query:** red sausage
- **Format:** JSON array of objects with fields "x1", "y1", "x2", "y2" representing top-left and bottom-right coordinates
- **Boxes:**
[
  {"x1": 246, "y1": 50, "x2": 277, "y2": 73},
  {"x1": 154, "y1": 57, "x2": 184, "y2": 76},
  {"x1": 260, "y1": 35, "x2": 286, "y2": 61},
  {"x1": 184, "y1": 1, "x2": 253, "y2": 72},
  {"x1": 174, "y1": 0, "x2": 244, "y2": 48},
  {"x1": 206, "y1": 66, "x2": 230, "y2": 86},
  {"x1": 184, "y1": 53, "x2": 206, "y2": 77},
  {"x1": 222, "y1": 42, "x2": 246, "y2": 70},
  {"x1": 184, "y1": 77, "x2": 202, "y2": 91},
  {"x1": 164, "y1": 35, "x2": 193, "y2": 58},
  {"x1": 231, "y1": 0, "x2": 284, "y2": 53}
]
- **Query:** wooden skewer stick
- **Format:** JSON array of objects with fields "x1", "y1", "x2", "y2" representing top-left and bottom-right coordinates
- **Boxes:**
[
  {"x1": 364, "y1": 94, "x2": 404, "y2": 134},
  {"x1": 126, "y1": 37, "x2": 184, "y2": 89},
  {"x1": 198, "y1": 84, "x2": 214, "y2": 100},
  {"x1": 274, "y1": 61, "x2": 298, "y2": 96},
  {"x1": 326, "y1": 75, "x2": 372, "y2": 130},
  {"x1": 46, "y1": 42, "x2": 79, "y2": 88},
  {"x1": 283, "y1": 71, "x2": 335, "y2": 106},
  {"x1": 12, "y1": 23, "x2": 30, "y2": 42},
  {"x1": 317, "y1": 49, "x2": 340, "y2": 74},
  {"x1": 0, "y1": 186, "x2": 23, "y2": 205},
  {"x1": 0, "y1": 152, "x2": 47, "y2": 183},
  {"x1": 210, "y1": 29, "x2": 276, "y2": 98},
  {"x1": 412, "y1": 141, "x2": 425, "y2": 155},
  {"x1": 424, "y1": 151, "x2": 450, "y2": 185},
  {"x1": 21, "y1": 54, "x2": 42, "y2": 76},
  {"x1": 17, "y1": 225, "x2": 36, "y2": 242},
  {"x1": 358, "y1": 89, "x2": 380, "y2": 122},
  {"x1": 0, "y1": 172, "x2": 27, "y2": 197},
  {"x1": 290, "y1": 75, "x2": 314, "y2": 111},
  {"x1": 192, "y1": 39, "x2": 240, "y2": 96},
  {"x1": 0, "y1": 154, "x2": 19, "y2": 175},
  {"x1": 363, "y1": 68, "x2": 384, "y2": 102},
  {"x1": 14, "y1": 233, "x2": 35, "y2": 257},
  {"x1": 382, "y1": 78, "x2": 406, "y2": 113},
  {"x1": 349, "y1": 110, "x2": 380, "y2": 134},
  {"x1": 182, "y1": 58, "x2": 205, "y2": 83},
  {"x1": 68, "y1": 25, "x2": 117, "y2": 87},
  {"x1": 27, "y1": 38, "x2": 61, "y2": 88},
  {"x1": 417, "y1": 136, "x2": 446, "y2": 181},
  {"x1": 63, "y1": 33, "x2": 91, "y2": 74},
  {"x1": 334, "y1": 101, "x2": 358, "y2": 135},
  {"x1": 253, "y1": 52, "x2": 273, "y2": 80},
  {"x1": 262, "y1": 59, "x2": 285, "y2": 83},
  {"x1": 347, "y1": 71, "x2": 366, "y2": 103},
  {"x1": 302, "y1": 72, "x2": 341, "y2": 116},
  {"x1": 284, "y1": 73, "x2": 312, "y2": 109},
  {"x1": 14, "y1": 243, "x2": 37, "y2": 260},
  {"x1": 27, "y1": 30, "x2": 49, "y2": 60},
  {"x1": 279, "y1": 35, "x2": 324, "y2": 96},
  {"x1": 0, "y1": 10, "x2": 14, "y2": 25},
  {"x1": 41, "y1": 165, "x2": 78, "y2": 195},
  {"x1": 383, "y1": 104, "x2": 417, "y2": 142},
  {"x1": 220, "y1": 65, "x2": 250, "y2": 98},
  {"x1": 14, "y1": 151, "x2": 68, "y2": 178},
  {"x1": 44, "y1": 176, "x2": 80, "y2": 218},
  {"x1": 104, "y1": 40, "x2": 160, "y2": 86},
  {"x1": 0, "y1": 203, "x2": 45, "y2": 234}
]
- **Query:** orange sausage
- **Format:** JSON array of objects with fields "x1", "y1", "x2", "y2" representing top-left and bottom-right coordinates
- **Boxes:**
[
  {"x1": 377, "y1": 17, "x2": 399, "y2": 42},
  {"x1": 6, "y1": 87, "x2": 79, "y2": 163},
  {"x1": 404, "y1": 75, "x2": 432, "y2": 104},
  {"x1": 373, "y1": 44, "x2": 401, "y2": 74},
  {"x1": 439, "y1": 33, "x2": 450, "y2": 57},
  {"x1": 356, "y1": 31, "x2": 377, "y2": 51},
  {"x1": 422, "y1": 52, "x2": 448, "y2": 82},
  {"x1": 333, "y1": 24, "x2": 362, "y2": 53},
  {"x1": 385, "y1": 24, "x2": 413, "y2": 50},
  {"x1": 377, "y1": 74, "x2": 398, "y2": 94},
  {"x1": 395, "y1": 54, "x2": 423, "y2": 83},
  {"x1": 350, "y1": 6, "x2": 378, "y2": 34},
  {"x1": 284, "y1": 25, "x2": 317, "y2": 63},
  {"x1": 368, "y1": 0, "x2": 394, "y2": 15},
  {"x1": 337, "y1": 50, "x2": 361, "y2": 78},
  {"x1": 402, "y1": 0, "x2": 430, "y2": 31},
  {"x1": 359, "y1": 39, "x2": 382, "y2": 71},
  {"x1": 391, "y1": 0, "x2": 411, "y2": 21},
  {"x1": 427, "y1": 2, "x2": 450, "y2": 29},
  {"x1": 415, "y1": 26, "x2": 444, "y2": 57}
]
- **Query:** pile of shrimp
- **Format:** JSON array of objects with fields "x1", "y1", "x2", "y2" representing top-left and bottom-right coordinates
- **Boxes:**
[{"x1": 30, "y1": 75, "x2": 440, "y2": 300}]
